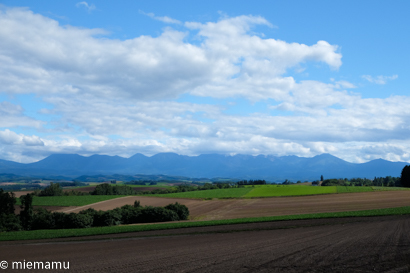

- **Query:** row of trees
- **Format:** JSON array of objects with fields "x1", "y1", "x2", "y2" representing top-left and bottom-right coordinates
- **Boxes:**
[
  {"x1": 125, "y1": 181, "x2": 158, "y2": 186},
  {"x1": 320, "y1": 176, "x2": 402, "y2": 187},
  {"x1": 0, "y1": 189, "x2": 189, "y2": 232},
  {"x1": 0, "y1": 190, "x2": 33, "y2": 231},
  {"x1": 237, "y1": 179, "x2": 267, "y2": 185},
  {"x1": 319, "y1": 166, "x2": 410, "y2": 187},
  {"x1": 28, "y1": 201, "x2": 189, "y2": 230}
]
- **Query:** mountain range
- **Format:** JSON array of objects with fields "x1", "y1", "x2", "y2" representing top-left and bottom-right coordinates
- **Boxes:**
[{"x1": 0, "y1": 153, "x2": 408, "y2": 182}]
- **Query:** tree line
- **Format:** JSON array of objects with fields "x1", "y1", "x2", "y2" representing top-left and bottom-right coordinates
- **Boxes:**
[
  {"x1": 320, "y1": 176, "x2": 402, "y2": 187},
  {"x1": 0, "y1": 189, "x2": 189, "y2": 232}
]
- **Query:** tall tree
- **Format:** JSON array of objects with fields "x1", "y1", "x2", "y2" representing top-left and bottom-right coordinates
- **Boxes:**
[
  {"x1": 20, "y1": 194, "x2": 34, "y2": 230},
  {"x1": 401, "y1": 165, "x2": 410, "y2": 187},
  {"x1": 0, "y1": 189, "x2": 16, "y2": 215}
]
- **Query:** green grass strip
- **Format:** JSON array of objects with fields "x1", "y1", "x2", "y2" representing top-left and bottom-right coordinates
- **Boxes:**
[
  {"x1": 146, "y1": 188, "x2": 253, "y2": 199},
  {"x1": 336, "y1": 186, "x2": 373, "y2": 193},
  {"x1": 244, "y1": 186, "x2": 337, "y2": 197},
  {"x1": 3, "y1": 206, "x2": 410, "y2": 241},
  {"x1": 372, "y1": 186, "x2": 410, "y2": 191},
  {"x1": 15, "y1": 195, "x2": 127, "y2": 207}
]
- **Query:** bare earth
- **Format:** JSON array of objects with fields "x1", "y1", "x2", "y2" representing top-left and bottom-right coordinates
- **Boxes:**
[
  {"x1": 57, "y1": 191, "x2": 410, "y2": 220},
  {"x1": 1, "y1": 215, "x2": 410, "y2": 272}
]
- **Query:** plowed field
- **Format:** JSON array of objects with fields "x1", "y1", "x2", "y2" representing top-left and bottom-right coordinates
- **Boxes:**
[
  {"x1": 58, "y1": 191, "x2": 410, "y2": 220},
  {"x1": 2, "y1": 215, "x2": 410, "y2": 272}
]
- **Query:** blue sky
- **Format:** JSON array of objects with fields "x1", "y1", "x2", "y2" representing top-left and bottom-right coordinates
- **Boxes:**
[{"x1": 0, "y1": 0, "x2": 409, "y2": 163}]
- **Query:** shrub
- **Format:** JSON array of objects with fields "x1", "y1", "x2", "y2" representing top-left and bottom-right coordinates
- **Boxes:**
[
  {"x1": 120, "y1": 205, "x2": 142, "y2": 224},
  {"x1": 321, "y1": 179, "x2": 347, "y2": 186},
  {"x1": 91, "y1": 184, "x2": 135, "y2": 195},
  {"x1": 53, "y1": 212, "x2": 68, "y2": 229},
  {"x1": 38, "y1": 183, "x2": 63, "y2": 196},
  {"x1": 92, "y1": 210, "x2": 122, "y2": 227},
  {"x1": 139, "y1": 206, "x2": 179, "y2": 223},
  {"x1": 165, "y1": 202, "x2": 189, "y2": 220},
  {"x1": 66, "y1": 213, "x2": 93, "y2": 228},
  {"x1": 134, "y1": 200, "x2": 141, "y2": 208},
  {"x1": 0, "y1": 213, "x2": 21, "y2": 232},
  {"x1": 32, "y1": 208, "x2": 55, "y2": 230},
  {"x1": 0, "y1": 189, "x2": 16, "y2": 215}
]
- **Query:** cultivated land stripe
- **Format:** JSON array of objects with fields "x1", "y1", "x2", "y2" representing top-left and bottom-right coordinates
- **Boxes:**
[
  {"x1": 60, "y1": 196, "x2": 131, "y2": 213},
  {"x1": 2, "y1": 215, "x2": 410, "y2": 272},
  {"x1": 57, "y1": 191, "x2": 410, "y2": 222}
]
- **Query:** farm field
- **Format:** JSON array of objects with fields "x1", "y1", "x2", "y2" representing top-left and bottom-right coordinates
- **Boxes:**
[
  {"x1": 336, "y1": 186, "x2": 373, "y2": 193},
  {"x1": 15, "y1": 195, "x2": 126, "y2": 207},
  {"x1": 52, "y1": 191, "x2": 410, "y2": 221},
  {"x1": 148, "y1": 187, "x2": 253, "y2": 199},
  {"x1": 2, "y1": 215, "x2": 410, "y2": 272},
  {"x1": 145, "y1": 185, "x2": 406, "y2": 199},
  {"x1": 244, "y1": 185, "x2": 337, "y2": 197}
]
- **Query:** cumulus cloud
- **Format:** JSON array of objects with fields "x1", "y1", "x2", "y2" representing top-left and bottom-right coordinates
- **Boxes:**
[
  {"x1": 0, "y1": 129, "x2": 44, "y2": 146},
  {"x1": 1, "y1": 7, "x2": 410, "y2": 164},
  {"x1": 0, "y1": 8, "x2": 341, "y2": 102},
  {"x1": 362, "y1": 74, "x2": 398, "y2": 85}
]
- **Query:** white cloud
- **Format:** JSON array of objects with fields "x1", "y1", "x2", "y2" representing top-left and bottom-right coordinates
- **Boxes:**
[
  {"x1": 0, "y1": 129, "x2": 44, "y2": 146},
  {"x1": 139, "y1": 10, "x2": 181, "y2": 24},
  {"x1": 362, "y1": 74, "x2": 398, "y2": 85},
  {"x1": 1, "y1": 7, "x2": 410, "y2": 164},
  {"x1": 75, "y1": 2, "x2": 96, "y2": 12},
  {"x1": 0, "y1": 8, "x2": 342, "y2": 102}
]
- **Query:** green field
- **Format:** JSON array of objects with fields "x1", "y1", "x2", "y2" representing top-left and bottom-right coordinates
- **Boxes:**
[
  {"x1": 16, "y1": 195, "x2": 126, "y2": 206},
  {"x1": 3, "y1": 206, "x2": 410, "y2": 241},
  {"x1": 372, "y1": 186, "x2": 410, "y2": 191},
  {"x1": 146, "y1": 184, "x2": 410, "y2": 199},
  {"x1": 244, "y1": 185, "x2": 337, "y2": 197},
  {"x1": 149, "y1": 188, "x2": 253, "y2": 199},
  {"x1": 336, "y1": 186, "x2": 373, "y2": 193}
]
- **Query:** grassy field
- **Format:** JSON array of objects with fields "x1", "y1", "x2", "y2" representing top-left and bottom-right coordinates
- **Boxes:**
[
  {"x1": 3, "y1": 206, "x2": 410, "y2": 241},
  {"x1": 15, "y1": 195, "x2": 126, "y2": 206},
  {"x1": 336, "y1": 186, "x2": 373, "y2": 193},
  {"x1": 244, "y1": 186, "x2": 337, "y2": 197},
  {"x1": 149, "y1": 188, "x2": 253, "y2": 199},
  {"x1": 145, "y1": 185, "x2": 410, "y2": 199},
  {"x1": 372, "y1": 186, "x2": 410, "y2": 191}
]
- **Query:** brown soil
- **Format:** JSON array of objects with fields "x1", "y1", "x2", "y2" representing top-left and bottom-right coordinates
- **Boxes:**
[
  {"x1": 2, "y1": 215, "x2": 410, "y2": 272},
  {"x1": 58, "y1": 196, "x2": 208, "y2": 216},
  {"x1": 12, "y1": 191, "x2": 34, "y2": 197},
  {"x1": 0, "y1": 182, "x2": 17, "y2": 186},
  {"x1": 56, "y1": 191, "x2": 410, "y2": 220}
]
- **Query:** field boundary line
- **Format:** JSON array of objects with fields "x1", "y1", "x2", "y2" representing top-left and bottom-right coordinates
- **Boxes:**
[{"x1": 61, "y1": 196, "x2": 133, "y2": 213}]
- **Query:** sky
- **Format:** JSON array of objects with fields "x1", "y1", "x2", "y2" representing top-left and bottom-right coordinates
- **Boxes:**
[{"x1": 0, "y1": 0, "x2": 409, "y2": 163}]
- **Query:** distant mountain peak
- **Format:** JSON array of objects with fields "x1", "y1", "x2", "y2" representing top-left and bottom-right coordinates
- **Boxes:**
[{"x1": 0, "y1": 152, "x2": 407, "y2": 181}]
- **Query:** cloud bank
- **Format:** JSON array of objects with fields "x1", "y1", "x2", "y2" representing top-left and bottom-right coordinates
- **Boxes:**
[{"x1": 0, "y1": 7, "x2": 408, "y2": 164}]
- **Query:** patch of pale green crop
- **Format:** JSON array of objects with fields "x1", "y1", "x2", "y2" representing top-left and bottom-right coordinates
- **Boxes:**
[
  {"x1": 244, "y1": 185, "x2": 337, "y2": 197},
  {"x1": 372, "y1": 186, "x2": 410, "y2": 191},
  {"x1": 148, "y1": 188, "x2": 253, "y2": 199},
  {"x1": 336, "y1": 186, "x2": 373, "y2": 193}
]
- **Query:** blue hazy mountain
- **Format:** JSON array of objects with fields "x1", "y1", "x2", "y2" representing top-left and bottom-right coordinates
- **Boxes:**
[{"x1": 0, "y1": 153, "x2": 407, "y2": 182}]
